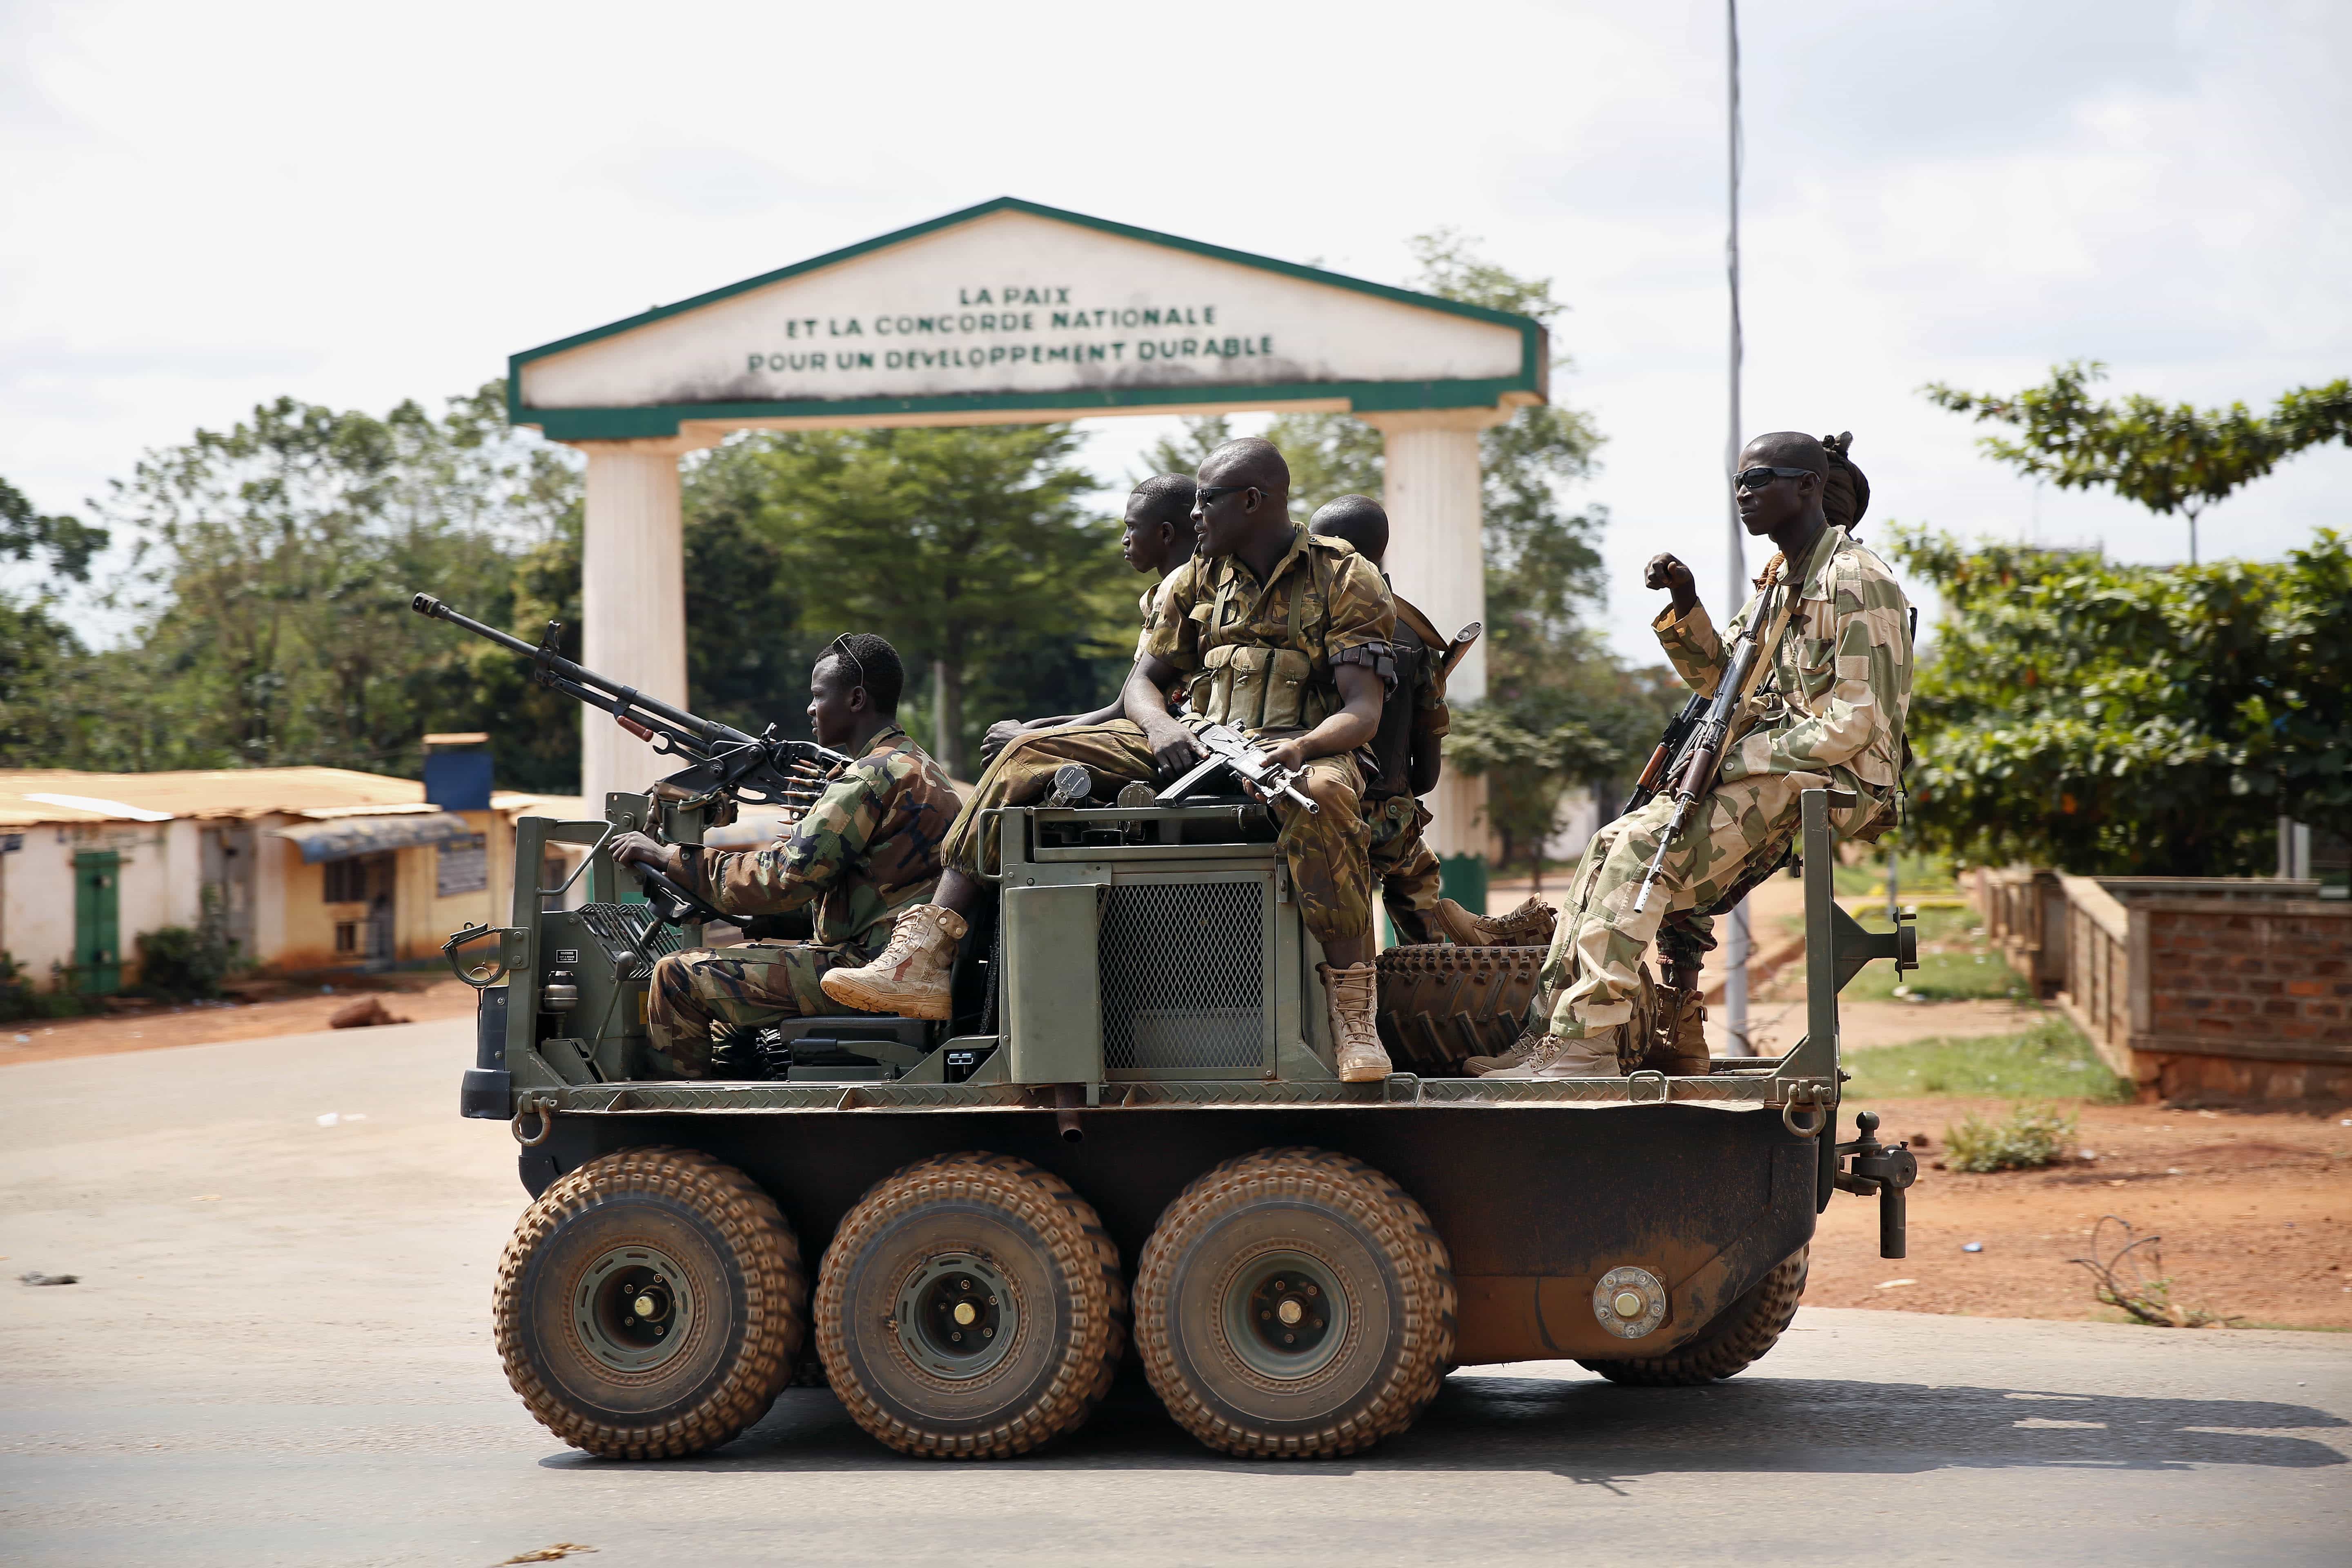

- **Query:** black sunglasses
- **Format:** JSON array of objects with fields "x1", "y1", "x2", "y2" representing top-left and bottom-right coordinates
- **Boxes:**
[
  {"x1": 1734, "y1": 466, "x2": 1815, "y2": 490},
  {"x1": 1194, "y1": 483, "x2": 1259, "y2": 508}
]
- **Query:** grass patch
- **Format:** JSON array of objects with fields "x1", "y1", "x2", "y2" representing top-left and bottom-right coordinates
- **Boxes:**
[
  {"x1": 1947, "y1": 1101, "x2": 2077, "y2": 1171},
  {"x1": 1845, "y1": 1015, "x2": 2132, "y2": 1103},
  {"x1": 1833, "y1": 845, "x2": 1958, "y2": 898}
]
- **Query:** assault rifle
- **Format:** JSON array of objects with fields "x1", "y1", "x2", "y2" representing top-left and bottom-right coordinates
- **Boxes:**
[
  {"x1": 410, "y1": 595, "x2": 850, "y2": 818},
  {"x1": 1158, "y1": 720, "x2": 1320, "y2": 815},
  {"x1": 1621, "y1": 691, "x2": 1708, "y2": 818},
  {"x1": 1629, "y1": 579, "x2": 1790, "y2": 915}
]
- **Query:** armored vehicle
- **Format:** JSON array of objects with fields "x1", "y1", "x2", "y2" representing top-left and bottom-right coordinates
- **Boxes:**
[{"x1": 447, "y1": 782, "x2": 1917, "y2": 1463}]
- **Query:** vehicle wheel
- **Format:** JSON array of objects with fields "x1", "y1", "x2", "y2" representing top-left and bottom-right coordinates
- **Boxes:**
[
  {"x1": 1374, "y1": 944, "x2": 1544, "y2": 1074},
  {"x1": 1136, "y1": 1147, "x2": 1455, "y2": 1459},
  {"x1": 494, "y1": 1146, "x2": 806, "y2": 1458},
  {"x1": 1577, "y1": 1246, "x2": 1807, "y2": 1386},
  {"x1": 817, "y1": 1153, "x2": 1126, "y2": 1459}
]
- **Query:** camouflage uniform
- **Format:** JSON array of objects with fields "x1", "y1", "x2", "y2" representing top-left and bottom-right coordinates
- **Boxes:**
[
  {"x1": 649, "y1": 725, "x2": 960, "y2": 1074},
  {"x1": 1537, "y1": 525, "x2": 1913, "y2": 1037},
  {"x1": 1367, "y1": 592, "x2": 1451, "y2": 944},
  {"x1": 942, "y1": 527, "x2": 1394, "y2": 943}
]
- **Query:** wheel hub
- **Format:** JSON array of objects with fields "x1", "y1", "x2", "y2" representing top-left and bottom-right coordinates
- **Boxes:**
[
  {"x1": 1222, "y1": 1250, "x2": 1346, "y2": 1380},
  {"x1": 572, "y1": 1243, "x2": 697, "y2": 1374},
  {"x1": 894, "y1": 1252, "x2": 1019, "y2": 1380}
]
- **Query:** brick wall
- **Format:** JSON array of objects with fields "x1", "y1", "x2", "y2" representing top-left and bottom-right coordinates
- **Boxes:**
[{"x1": 2145, "y1": 901, "x2": 2351, "y2": 1052}]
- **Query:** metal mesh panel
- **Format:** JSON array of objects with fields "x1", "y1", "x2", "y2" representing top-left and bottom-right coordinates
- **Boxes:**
[
  {"x1": 578, "y1": 902, "x2": 684, "y2": 980},
  {"x1": 1100, "y1": 880, "x2": 1264, "y2": 1071}
]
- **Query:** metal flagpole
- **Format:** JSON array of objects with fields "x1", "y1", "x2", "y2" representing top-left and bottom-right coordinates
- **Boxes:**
[{"x1": 1722, "y1": 0, "x2": 1753, "y2": 1056}]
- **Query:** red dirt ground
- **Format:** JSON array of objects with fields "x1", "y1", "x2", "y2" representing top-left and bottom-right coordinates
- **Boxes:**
[{"x1": 1808, "y1": 1094, "x2": 2352, "y2": 1330}]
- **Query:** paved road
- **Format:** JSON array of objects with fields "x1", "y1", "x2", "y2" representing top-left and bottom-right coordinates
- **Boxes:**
[{"x1": 4, "y1": 1022, "x2": 2348, "y2": 1567}]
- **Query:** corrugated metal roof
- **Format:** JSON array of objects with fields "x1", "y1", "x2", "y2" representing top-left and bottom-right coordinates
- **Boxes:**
[
  {"x1": 271, "y1": 811, "x2": 479, "y2": 864},
  {"x1": 0, "y1": 768, "x2": 576, "y2": 827}
]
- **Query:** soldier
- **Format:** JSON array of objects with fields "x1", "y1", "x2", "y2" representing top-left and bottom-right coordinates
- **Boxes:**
[
  {"x1": 1488, "y1": 430, "x2": 1911, "y2": 1079},
  {"x1": 980, "y1": 473, "x2": 1197, "y2": 766},
  {"x1": 823, "y1": 437, "x2": 1401, "y2": 1082},
  {"x1": 608, "y1": 634, "x2": 960, "y2": 1078}
]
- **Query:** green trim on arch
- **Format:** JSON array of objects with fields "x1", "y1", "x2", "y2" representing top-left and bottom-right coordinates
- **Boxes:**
[{"x1": 507, "y1": 196, "x2": 1548, "y2": 438}]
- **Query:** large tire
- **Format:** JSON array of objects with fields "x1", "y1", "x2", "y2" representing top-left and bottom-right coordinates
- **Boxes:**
[
  {"x1": 494, "y1": 1146, "x2": 806, "y2": 1458},
  {"x1": 1577, "y1": 1246, "x2": 1808, "y2": 1386},
  {"x1": 816, "y1": 1153, "x2": 1126, "y2": 1459},
  {"x1": 1136, "y1": 1147, "x2": 1455, "y2": 1459},
  {"x1": 1374, "y1": 944, "x2": 1545, "y2": 1075}
]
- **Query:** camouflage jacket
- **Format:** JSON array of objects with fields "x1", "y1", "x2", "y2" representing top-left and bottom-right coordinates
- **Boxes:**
[
  {"x1": 1652, "y1": 524, "x2": 1912, "y2": 795},
  {"x1": 1145, "y1": 528, "x2": 1395, "y2": 735},
  {"x1": 677, "y1": 725, "x2": 960, "y2": 950}
]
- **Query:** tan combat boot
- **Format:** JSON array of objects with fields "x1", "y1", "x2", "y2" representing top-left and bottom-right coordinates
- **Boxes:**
[
  {"x1": 1423, "y1": 898, "x2": 1490, "y2": 947},
  {"x1": 1485, "y1": 1025, "x2": 1624, "y2": 1080},
  {"x1": 1319, "y1": 962, "x2": 1392, "y2": 1083},
  {"x1": 819, "y1": 903, "x2": 969, "y2": 1020},
  {"x1": 1463, "y1": 1030, "x2": 1541, "y2": 1077},
  {"x1": 1425, "y1": 895, "x2": 1558, "y2": 949}
]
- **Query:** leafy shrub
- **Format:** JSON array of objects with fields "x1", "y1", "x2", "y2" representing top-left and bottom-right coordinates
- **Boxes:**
[
  {"x1": 135, "y1": 918, "x2": 235, "y2": 1001},
  {"x1": 1945, "y1": 1101, "x2": 2078, "y2": 1172}
]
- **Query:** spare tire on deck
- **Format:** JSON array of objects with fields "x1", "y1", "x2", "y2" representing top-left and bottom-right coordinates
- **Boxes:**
[{"x1": 1374, "y1": 944, "x2": 1545, "y2": 1076}]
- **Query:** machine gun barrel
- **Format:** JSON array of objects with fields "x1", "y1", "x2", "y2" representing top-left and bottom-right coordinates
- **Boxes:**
[
  {"x1": 411, "y1": 595, "x2": 849, "y2": 816},
  {"x1": 412, "y1": 594, "x2": 758, "y2": 755}
]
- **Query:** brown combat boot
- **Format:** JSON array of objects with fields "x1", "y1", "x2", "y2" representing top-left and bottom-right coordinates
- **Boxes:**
[
  {"x1": 1486, "y1": 1025, "x2": 1624, "y2": 1080},
  {"x1": 818, "y1": 903, "x2": 969, "y2": 1020},
  {"x1": 1319, "y1": 962, "x2": 1392, "y2": 1083},
  {"x1": 1648, "y1": 987, "x2": 1713, "y2": 1077}
]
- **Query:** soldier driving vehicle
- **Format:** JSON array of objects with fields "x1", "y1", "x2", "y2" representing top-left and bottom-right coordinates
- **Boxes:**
[
  {"x1": 410, "y1": 423, "x2": 1923, "y2": 1467},
  {"x1": 604, "y1": 635, "x2": 958, "y2": 1079}
]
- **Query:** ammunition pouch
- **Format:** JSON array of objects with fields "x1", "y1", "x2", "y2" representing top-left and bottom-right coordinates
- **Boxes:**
[{"x1": 1192, "y1": 644, "x2": 1330, "y2": 731}]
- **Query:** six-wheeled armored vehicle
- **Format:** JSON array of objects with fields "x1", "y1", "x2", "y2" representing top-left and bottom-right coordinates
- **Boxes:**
[{"x1": 446, "y1": 778, "x2": 1918, "y2": 1462}]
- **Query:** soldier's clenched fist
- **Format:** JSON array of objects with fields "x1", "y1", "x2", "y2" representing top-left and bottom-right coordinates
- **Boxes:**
[
  {"x1": 609, "y1": 831, "x2": 682, "y2": 880},
  {"x1": 1644, "y1": 552, "x2": 1699, "y2": 616}
]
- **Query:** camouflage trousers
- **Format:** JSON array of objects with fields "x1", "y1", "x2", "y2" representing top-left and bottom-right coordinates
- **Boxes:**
[
  {"x1": 648, "y1": 939, "x2": 873, "y2": 1077},
  {"x1": 1367, "y1": 795, "x2": 1445, "y2": 945},
  {"x1": 1536, "y1": 771, "x2": 1827, "y2": 1038},
  {"x1": 942, "y1": 718, "x2": 1374, "y2": 942}
]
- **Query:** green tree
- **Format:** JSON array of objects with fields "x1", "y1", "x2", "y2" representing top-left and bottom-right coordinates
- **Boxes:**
[
  {"x1": 1888, "y1": 526, "x2": 2350, "y2": 874},
  {"x1": 1447, "y1": 706, "x2": 1617, "y2": 888},
  {"x1": 732, "y1": 425, "x2": 1125, "y2": 775},
  {"x1": 1924, "y1": 361, "x2": 2352, "y2": 564},
  {"x1": 54, "y1": 383, "x2": 582, "y2": 783},
  {"x1": 0, "y1": 474, "x2": 112, "y2": 764}
]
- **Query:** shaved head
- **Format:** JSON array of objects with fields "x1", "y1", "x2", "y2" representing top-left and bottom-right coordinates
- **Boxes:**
[
  {"x1": 1309, "y1": 494, "x2": 1388, "y2": 564},
  {"x1": 1742, "y1": 430, "x2": 1829, "y2": 475},
  {"x1": 1199, "y1": 436, "x2": 1290, "y2": 492}
]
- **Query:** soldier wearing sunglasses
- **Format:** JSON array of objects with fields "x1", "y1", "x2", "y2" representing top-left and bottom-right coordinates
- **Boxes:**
[
  {"x1": 1483, "y1": 430, "x2": 1913, "y2": 1079},
  {"x1": 825, "y1": 437, "x2": 1403, "y2": 1083}
]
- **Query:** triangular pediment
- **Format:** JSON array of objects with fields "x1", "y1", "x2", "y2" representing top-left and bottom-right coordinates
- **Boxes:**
[{"x1": 511, "y1": 199, "x2": 1545, "y2": 440}]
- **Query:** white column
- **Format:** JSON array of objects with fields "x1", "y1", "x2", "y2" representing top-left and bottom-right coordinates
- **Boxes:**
[
  {"x1": 1361, "y1": 408, "x2": 1503, "y2": 864},
  {"x1": 573, "y1": 437, "x2": 709, "y2": 813}
]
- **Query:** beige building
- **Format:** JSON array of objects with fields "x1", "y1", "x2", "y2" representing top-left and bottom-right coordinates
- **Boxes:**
[{"x1": 0, "y1": 768, "x2": 573, "y2": 992}]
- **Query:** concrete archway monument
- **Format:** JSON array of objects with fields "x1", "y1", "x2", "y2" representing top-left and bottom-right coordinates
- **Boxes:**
[{"x1": 508, "y1": 197, "x2": 1550, "y2": 893}]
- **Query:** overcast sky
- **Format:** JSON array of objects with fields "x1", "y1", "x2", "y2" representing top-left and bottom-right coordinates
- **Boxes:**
[{"x1": 4, "y1": 0, "x2": 2346, "y2": 659}]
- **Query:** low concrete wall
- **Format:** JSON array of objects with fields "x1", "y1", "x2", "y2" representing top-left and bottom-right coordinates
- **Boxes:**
[{"x1": 1971, "y1": 867, "x2": 2351, "y2": 1102}]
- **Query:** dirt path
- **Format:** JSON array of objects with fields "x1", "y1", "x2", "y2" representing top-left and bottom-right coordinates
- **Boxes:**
[
  {"x1": 0, "y1": 976, "x2": 479, "y2": 1067},
  {"x1": 1810, "y1": 1095, "x2": 2352, "y2": 1329}
]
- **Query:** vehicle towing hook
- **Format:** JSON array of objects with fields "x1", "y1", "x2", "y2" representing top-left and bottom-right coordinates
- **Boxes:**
[{"x1": 1833, "y1": 1110, "x2": 1919, "y2": 1259}]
